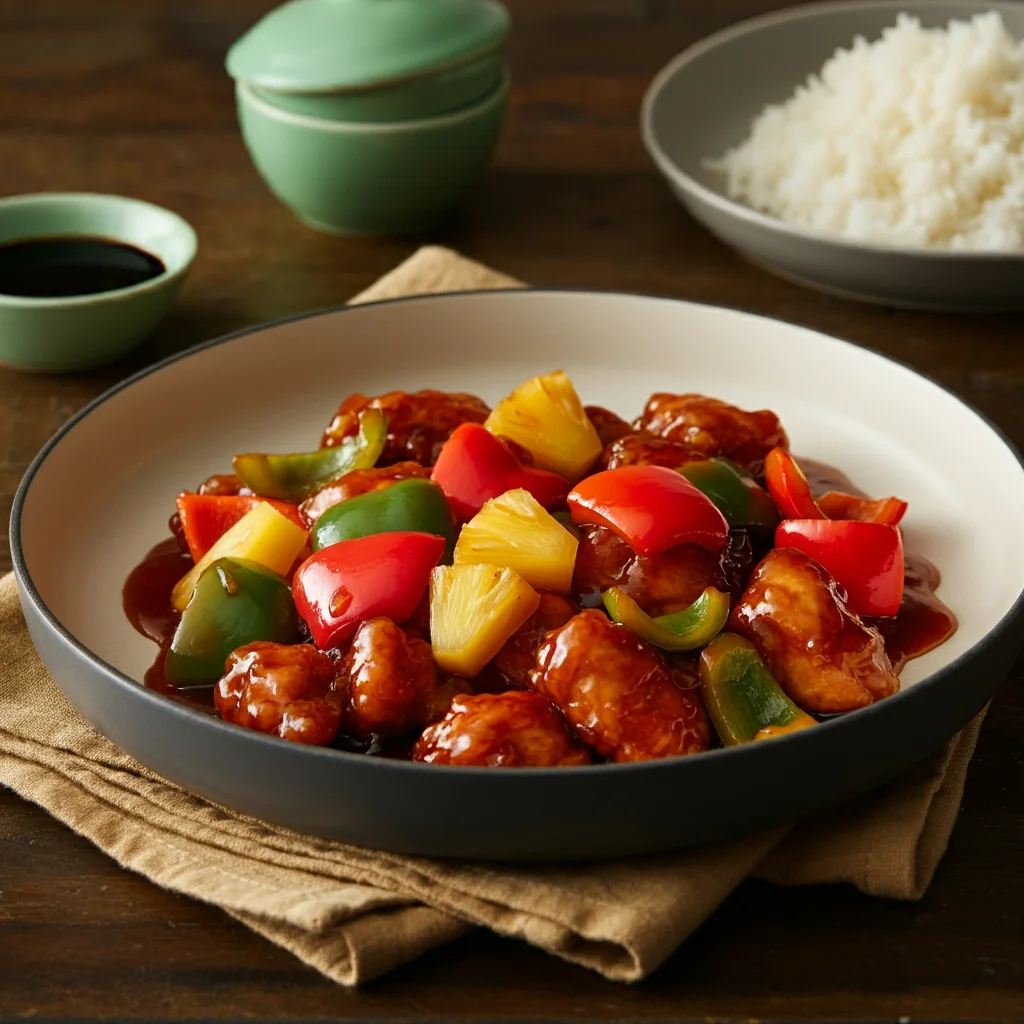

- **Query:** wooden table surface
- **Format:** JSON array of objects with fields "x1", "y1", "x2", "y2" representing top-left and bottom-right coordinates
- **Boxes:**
[{"x1": 1, "y1": 0, "x2": 1022, "y2": 1020}]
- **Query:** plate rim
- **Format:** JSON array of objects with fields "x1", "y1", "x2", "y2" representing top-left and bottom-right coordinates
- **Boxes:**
[
  {"x1": 11, "y1": 286, "x2": 1024, "y2": 776},
  {"x1": 640, "y1": 0, "x2": 1024, "y2": 262}
]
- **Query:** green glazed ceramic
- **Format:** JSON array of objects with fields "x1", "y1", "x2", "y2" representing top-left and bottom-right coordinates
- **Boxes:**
[
  {"x1": 227, "y1": 0, "x2": 509, "y2": 93},
  {"x1": 0, "y1": 193, "x2": 196, "y2": 374},
  {"x1": 250, "y1": 51, "x2": 504, "y2": 122},
  {"x1": 236, "y1": 76, "x2": 507, "y2": 236}
]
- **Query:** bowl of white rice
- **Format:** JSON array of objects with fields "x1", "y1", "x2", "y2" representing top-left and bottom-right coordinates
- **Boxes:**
[{"x1": 641, "y1": 1, "x2": 1024, "y2": 310}]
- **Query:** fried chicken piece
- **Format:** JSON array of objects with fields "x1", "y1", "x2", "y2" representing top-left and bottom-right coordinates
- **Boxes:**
[
  {"x1": 473, "y1": 592, "x2": 579, "y2": 693},
  {"x1": 343, "y1": 617, "x2": 456, "y2": 738},
  {"x1": 321, "y1": 389, "x2": 490, "y2": 465},
  {"x1": 413, "y1": 690, "x2": 591, "y2": 766},
  {"x1": 585, "y1": 405, "x2": 633, "y2": 448},
  {"x1": 572, "y1": 524, "x2": 753, "y2": 615},
  {"x1": 601, "y1": 432, "x2": 704, "y2": 471},
  {"x1": 529, "y1": 610, "x2": 711, "y2": 762},
  {"x1": 729, "y1": 548, "x2": 899, "y2": 714},
  {"x1": 637, "y1": 393, "x2": 788, "y2": 475},
  {"x1": 215, "y1": 641, "x2": 343, "y2": 745},
  {"x1": 299, "y1": 461, "x2": 429, "y2": 525}
]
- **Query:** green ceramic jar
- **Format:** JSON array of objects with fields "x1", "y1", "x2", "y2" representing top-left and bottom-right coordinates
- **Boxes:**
[
  {"x1": 235, "y1": 76, "x2": 507, "y2": 235},
  {"x1": 227, "y1": 0, "x2": 510, "y2": 122},
  {"x1": 227, "y1": 0, "x2": 511, "y2": 234},
  {"x1": 0, "y1": 193, "x2": 196, "y2": 373}
]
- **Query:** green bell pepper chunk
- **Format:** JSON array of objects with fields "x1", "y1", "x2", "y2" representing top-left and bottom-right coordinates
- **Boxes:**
[
  {"x1": 698, "y1": 632, "x2": 816, "y2": 745},
  {"x1": 678, "y1": 458, "x2": 779, "y2": 530},
  {"x1": 232, "y1": 408, "x2": 386, "y2": 501},
  {"x1": 165, "y1": 557, "x2": 299, "y2": 687},
  {"x1": 602, "y1": 586, "x2": 730, "y2": 652},
  {"x1": 311, "y1": 478, "x2": 457, "y2": 562}
]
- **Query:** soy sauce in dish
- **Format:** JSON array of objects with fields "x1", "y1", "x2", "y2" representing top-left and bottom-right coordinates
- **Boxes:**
[{"x1": 0, "y1": 236, "x2": 165, "y2": 298}]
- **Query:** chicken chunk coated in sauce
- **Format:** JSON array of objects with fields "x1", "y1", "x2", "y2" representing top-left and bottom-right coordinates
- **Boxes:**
[
  {"x1": 585, "y1": 405, "x2": 634, "y2": 448},
  {"x1": 729, "y1": 548, "x2": 899, "y2": 714},
  {"x1": 321, "y1": 389, "x2": 490, "y2": 465},
  {"x1": 601, "y1": 432, "x2": 704, "y2": 471},
  {"x1": 413, "y1": 690, "x2": 591, "y2": 766},
  {"x1": 572, "y1": 524, "x2": 753, "y2": 615},
  {"x1": 343, "y1": 617, "x2": 458, "y2": 738},
  {"x1": 215, "y1": 641, "x2": 343, "y2": 745},
  {"x1": 637, "y1": 393, "x2": 788, "y2": 475},
  {"x1": 529, "y1": 610, "x2": 712, "y2": 762}
]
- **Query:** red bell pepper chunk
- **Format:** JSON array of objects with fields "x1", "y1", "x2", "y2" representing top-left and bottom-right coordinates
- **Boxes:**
[
  {"x1": 775, "y1": 519, "x2": 904, "y2": 617},
  {"x1": 430, "y1": 423, "x2": 570, "y2": 521},
  {"x1": 763, "y1": 448, "x2": 825, "y2": 520},
  {"x1": 816, "y1": 491, "x2": 908, "y2": 527},
  {"x1": 175, "y1": 493, "x2": 305, "y2": 563},
  {"x1": 293, "y1": 531, "x2": 445, "y2": 650},
  {"x1": 567, "y1": 465, "x2": 730, "y2": 557},
  {"x1": 764, "y1": 447, "x2": 908, "y2": 527}
]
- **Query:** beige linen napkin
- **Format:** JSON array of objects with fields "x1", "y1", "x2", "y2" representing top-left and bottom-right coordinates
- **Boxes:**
[{"x1": 0, "y1": 247, "x2": 983, "y2": 985}]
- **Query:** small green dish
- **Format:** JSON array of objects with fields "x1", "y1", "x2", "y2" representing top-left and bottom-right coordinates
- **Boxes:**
[
  {"x1": 236, "y1": 76, "x2": 507, "y2": 236},
  {"x1": 0, "y1": 193, "x2": 196, "y2": 373},
  {"x1": 249, "y1": 50, "x2": 504, "y2": 122}
]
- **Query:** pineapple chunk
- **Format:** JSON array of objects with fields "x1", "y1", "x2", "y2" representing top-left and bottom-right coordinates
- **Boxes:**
[
  {"x1": 454, "y1": 488, "x2": 578, "y2": 593},
  {"x1": 171, "y1": 502, "x2": 308, "y2": 612},
  {"x1": 430, "y1": 564, "x2": 540, "y2": 676},
  {"x1": 484, "y1": 370, "x2": 602, "y2": 482}
]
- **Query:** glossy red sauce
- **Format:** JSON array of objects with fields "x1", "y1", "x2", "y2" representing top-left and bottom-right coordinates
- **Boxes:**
[
  {"x1": 122, "y1": 459, "x2": 958, "y2": 733},
  {"x1": 122, "y1": 537, "x2": 188, "y2": 644},
  {"x1": 122, "y1": 538, "x2": 217, "y2": 712},
  {"x1": 867, "y1": 552, "x2": 958, "y2": 674}
]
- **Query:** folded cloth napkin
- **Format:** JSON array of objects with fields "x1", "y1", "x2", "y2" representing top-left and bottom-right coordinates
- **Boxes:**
[{"x1": 0, "y1": 247, "x2": 983, "y2": 986}]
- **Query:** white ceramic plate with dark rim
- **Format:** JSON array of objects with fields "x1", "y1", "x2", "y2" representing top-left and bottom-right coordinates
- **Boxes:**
[
  {"x1": 11, "y1": 290, "x2": 1024, "y2": 860},
  {"x1": 641, "y1": 1, "x2": 1024, "y2": 311}
]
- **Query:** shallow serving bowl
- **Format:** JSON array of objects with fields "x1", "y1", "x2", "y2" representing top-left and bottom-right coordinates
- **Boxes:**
[
  {"x1": 642, "y1": 0, "x2": 1024, "y2": 311},
  {"x1": 11, "y1": 290, "x2": 1024, "y2": 860}
]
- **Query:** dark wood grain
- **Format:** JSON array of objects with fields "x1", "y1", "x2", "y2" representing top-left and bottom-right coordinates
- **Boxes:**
[{"x1": 0, "y1": 0, "x2": 1022, "y2": 1019}]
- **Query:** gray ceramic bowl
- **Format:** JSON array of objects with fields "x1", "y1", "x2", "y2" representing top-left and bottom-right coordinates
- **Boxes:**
[
  {"x1": 11, "y1": 291, "x2": 1024, "y2": 860},
  {"x1": 642, "y1": 1, "x2": 1024, "y2": 311}
]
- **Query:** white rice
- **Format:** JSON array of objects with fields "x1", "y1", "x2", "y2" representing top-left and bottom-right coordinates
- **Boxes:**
[{"x1": 711, "y1": 12, "x2": 1024, "y2": 250}]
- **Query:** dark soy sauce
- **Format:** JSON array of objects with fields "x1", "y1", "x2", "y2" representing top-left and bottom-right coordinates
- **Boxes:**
[{"x1": 0, "y1": 236, "x2": 165, "y2": 298}]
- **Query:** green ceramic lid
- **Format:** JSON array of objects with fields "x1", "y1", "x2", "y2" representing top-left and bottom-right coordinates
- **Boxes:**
[{"x1": 226, "y1": 0, "x2": 510, "y2": 94}]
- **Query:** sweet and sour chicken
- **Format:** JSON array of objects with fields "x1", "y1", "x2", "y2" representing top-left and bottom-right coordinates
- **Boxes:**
[{"x1": 125, "y1": 370, "x2": 957, "y2": 766}]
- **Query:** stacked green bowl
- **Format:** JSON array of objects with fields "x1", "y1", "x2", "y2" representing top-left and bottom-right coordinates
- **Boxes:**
[{"x1": 226, "y1": 0, "x2": 510, "y2": 236}]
